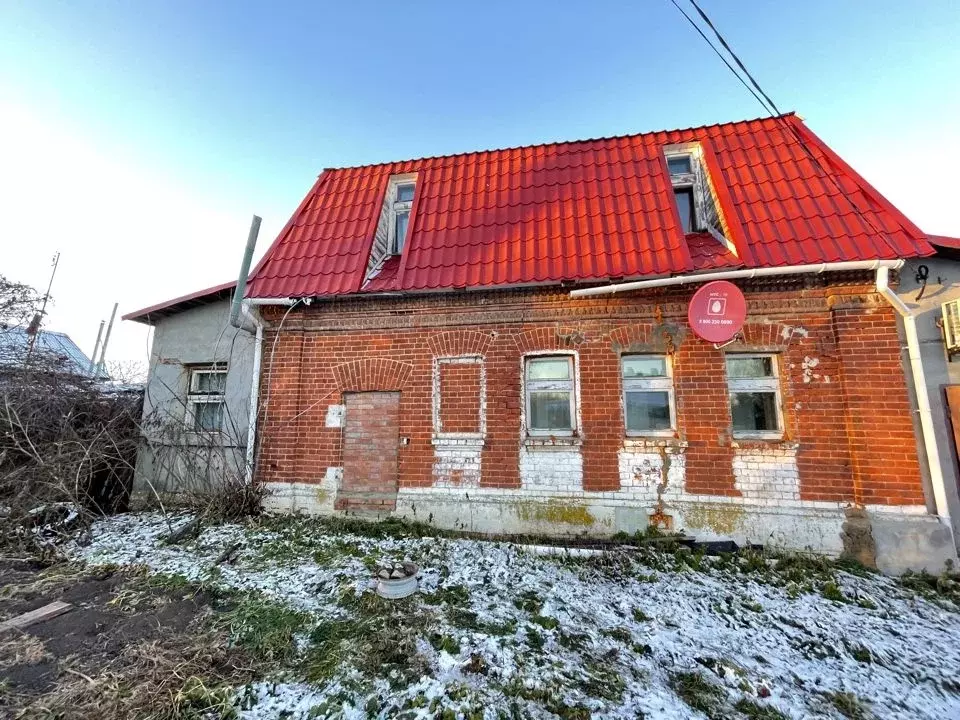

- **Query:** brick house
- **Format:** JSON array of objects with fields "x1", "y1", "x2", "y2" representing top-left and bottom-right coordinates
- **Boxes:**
[{"x1": 242, "y1": 113, "x2": 958, "y2": 573}]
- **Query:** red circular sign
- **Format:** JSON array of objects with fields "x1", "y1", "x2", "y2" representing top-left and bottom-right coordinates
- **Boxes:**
[{"x1": 687, "y1": 280, "x2": 747, "y2": 343}]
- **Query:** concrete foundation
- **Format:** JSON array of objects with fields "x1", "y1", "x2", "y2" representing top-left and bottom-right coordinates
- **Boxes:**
[{"x1": 261, "y1": 479, "x2": 957, "y2": 575}]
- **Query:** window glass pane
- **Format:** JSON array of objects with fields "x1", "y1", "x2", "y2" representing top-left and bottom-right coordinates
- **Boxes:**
[
  {"x1": 526, "y1": 357, "x2": 570, "y2": 380},
  {"x1": 726, "y1": 356, "x2": 773, "y2": 378},
  {"x1": 193, "y1": 402, "x2": 223, "y2": 432},
  {"x1": 395, "y1": 211, "x2": 409, "y2": 252},
  {"x1": 529, "y1": 391, "x2": 572, "y2": 430},
  {"x1": 396, "y1": 184, "x2": 415, "y2": 202},
  {"x1": 193, "y1": 371, "x2": 225, "y2": 394},
  {"x1": 623, "y1": 356, "x2": 667, "y2": 378},
  {"x1": 730, "y1": 392, "x2": 778, "y2": 433},
  {"x1": 626, "y1": 391, "x2": 671, "y2": 432},
  {"x1": 667, "y1": 155, "x2": 692, "y2": 175},
  {"x1": 674, "y1": 188, "x2": 694, "y2": 233}
]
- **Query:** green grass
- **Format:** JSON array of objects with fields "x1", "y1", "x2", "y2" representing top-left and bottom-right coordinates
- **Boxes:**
[
  {"x1": 824, "y1": 691, "x2": 870, "y2": 719},
  {"x1": 670, "y1": 671, "x2": 727, "y2": 717},
  {"x1": 217, "y1": 596, "x2": 310, "y2": 664},
  {"x1": 734, "y1": 697, "x2": 789, "y2": 720}
]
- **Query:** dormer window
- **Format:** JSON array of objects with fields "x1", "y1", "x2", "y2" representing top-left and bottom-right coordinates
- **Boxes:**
[{"x1": 390, "y1": 179, "x2": 416, "y2": 254}]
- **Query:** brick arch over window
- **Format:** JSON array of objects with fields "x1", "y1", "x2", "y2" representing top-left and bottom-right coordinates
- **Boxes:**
[
  {"x1": 331, "y1": 358, "x2": 413, "y2": 391},
  {"x1": 511, "y1": 326, "x2": 585, "y2": 353},
  {"x1": 737, "y1": 322, "x2": 803, "y2": 349},
  {"x1": 427, "y1": 330, "x2": 494, "y2": 357},
  {"x1": 608, "y1": 323, "x2": 654, "y2": 351}
]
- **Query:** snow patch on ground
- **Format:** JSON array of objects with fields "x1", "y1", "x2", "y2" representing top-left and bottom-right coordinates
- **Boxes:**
[{"x1": 73, "y1": 513, "x2": 960, "y2": 719}]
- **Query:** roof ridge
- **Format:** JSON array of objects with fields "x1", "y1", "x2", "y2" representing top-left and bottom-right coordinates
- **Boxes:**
[{"x1": 322, "y1": 112, "x2": 797, "y2": 172}]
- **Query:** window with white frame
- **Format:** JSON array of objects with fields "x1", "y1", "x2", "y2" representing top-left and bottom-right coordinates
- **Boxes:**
[
  {"x1": 622, "y1": 355, "x2": 674, "y2": 435},
  {"x1": 187, "y1": 365, "x2": 227, "y2": 433},
  {"x1": 389, "y1": 180, "x2": 415, "y2": 254},
  {"x1": 725, "y1": 354, "x2": 782, "y2": 438},
  {"x1": 524, "y1": 355, "x2": 576, "y2": 435}
]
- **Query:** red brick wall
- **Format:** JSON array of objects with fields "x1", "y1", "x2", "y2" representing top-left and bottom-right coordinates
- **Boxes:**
[{"x1": 255, "y1": 278, "x2": 926, "y2": 507}]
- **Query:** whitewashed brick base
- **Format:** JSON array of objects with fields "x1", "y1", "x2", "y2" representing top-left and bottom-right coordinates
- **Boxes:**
[
  {"x1": 618, "y1": 442, "x2": 687, "y2": 502},
  {"x1": 733, "y1": 445, "x2": 800, "y2": 501},
  {"x1": 432, "y1": 439, "x2": 482, "y2": 488},
  {"x1": 519, "y1": 445, "x2": 583, "y2": 491}
]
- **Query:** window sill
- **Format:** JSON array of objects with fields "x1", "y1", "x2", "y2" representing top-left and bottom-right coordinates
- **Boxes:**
[
  {"x1": 730, "y1": 435, "x2": 798, "y2": 451},
  {"x1": 623, "y1": 437, "x2": 688, "y2": 452},
  {"x1": 522, "y1": 435, "x2": 582, "y2": 449},
  {"x1": 432, "y1": 434, "x2": 485, "y2": 447}
]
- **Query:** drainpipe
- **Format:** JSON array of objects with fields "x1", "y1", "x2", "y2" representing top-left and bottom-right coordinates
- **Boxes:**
[
  {"x1": 230, "y1": 215, "x2": 261, "y2": 334},
  {"x1": 570, "y1": 258, "x2": 950, "y2": 523},
  {"x1": 569, "y1": 259, "x2": 904, "y2": 297},
  {"x1": 244, "y1": 316, "x2": 264, "y2": 485},
  {"x1": 875, "y1": 266, "x2": 950, "y2": 520}
]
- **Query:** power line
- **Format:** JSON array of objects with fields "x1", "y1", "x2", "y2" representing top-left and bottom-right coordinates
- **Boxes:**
[
  {"x1": 670, "y1": 0, "x2": 895, "y2": 244},
  {"x1": 668, "y1": 0, "x2": 773, "y2": 115}
]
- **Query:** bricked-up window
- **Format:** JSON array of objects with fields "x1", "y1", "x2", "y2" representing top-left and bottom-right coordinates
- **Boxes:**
[
  {"x1": 525, "y1": 356, "x2": 576, "y2": 435},
  {"x1": 622, "y1": 355, "x2": 674, "y2": 435},
  {"x1": 435, "y1": 357, "x2": 484, "y2": 436},
  {"x1": 726, "y1": 354, "x2": 783, "y2": 438},
  {"x1": 186, "y1": 365, "x2": 227, "y2": 432}
]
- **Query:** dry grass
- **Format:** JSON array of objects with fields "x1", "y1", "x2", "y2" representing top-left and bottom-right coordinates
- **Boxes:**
[
  {"x1": 13, "y1": 629, "x2": 258, "y2": 720},
  {"x1": 0, "y1": 633, "x2": 50, "y2": 667}
]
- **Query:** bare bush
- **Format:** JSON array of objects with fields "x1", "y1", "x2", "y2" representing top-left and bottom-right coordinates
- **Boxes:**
[
  {"x1": 0, "y1": 356, "x2": 142, "y2": 554},
  {"x1": 135, "y1": 393, "x2": 265, "y2": 523}
]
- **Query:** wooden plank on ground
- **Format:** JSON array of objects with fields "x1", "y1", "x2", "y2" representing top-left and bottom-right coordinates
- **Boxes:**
[{"x1": 0, "y1": 601, "x2": 72, "y2": 632}]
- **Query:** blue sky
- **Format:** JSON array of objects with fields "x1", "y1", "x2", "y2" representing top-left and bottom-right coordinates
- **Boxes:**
[{"x1": 1, "y1": 0, "x2": 958, "y2": 366}]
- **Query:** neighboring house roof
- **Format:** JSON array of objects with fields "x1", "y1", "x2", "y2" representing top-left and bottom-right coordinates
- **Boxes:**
[
  {"x1": 245, "y1": 113, "x2": 935, "y2": 300},
  {"x1": 122, "y1": 280, "x2": 236, "y2": 325},
  {"x1": 0, "y1": 327, "x2": 108, "y2": 378},
  {"x1": 928, "y1": 235, "x2": 960, "y2": 250}
]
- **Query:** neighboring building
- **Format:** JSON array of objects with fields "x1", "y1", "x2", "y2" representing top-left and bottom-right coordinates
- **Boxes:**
[
  {"x1": 123, "y1": 281, "x2": 257, "y2": 496},
  {"x1": 0, "y1": 326, "x2": 109, "y2": 379},
  {"x1": 898, "y1": 238, "x2": 960, "y2": 547}
]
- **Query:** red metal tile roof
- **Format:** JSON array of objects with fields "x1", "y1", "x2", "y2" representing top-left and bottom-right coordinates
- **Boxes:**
[{"x1": 246, "y1": 114, "x2": 934, "y2": 299}]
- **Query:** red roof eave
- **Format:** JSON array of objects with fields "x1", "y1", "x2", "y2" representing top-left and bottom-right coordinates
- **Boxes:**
[{"x1": 122, "y1": 280, "x2": 236, "y2": 324}]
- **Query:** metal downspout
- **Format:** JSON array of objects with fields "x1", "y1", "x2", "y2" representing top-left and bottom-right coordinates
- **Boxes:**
[
  {"x1": 876, "y1": 266, "x2": 951, "y2": 520},
  {"x1": 245, "y1": 310, "x2": 264, "y2": 485}
]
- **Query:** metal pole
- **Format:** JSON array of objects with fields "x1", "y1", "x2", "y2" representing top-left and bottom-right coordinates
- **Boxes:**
[
  {"x1": 96, "y1": 302, "x2": 119, "y2": 376},
  {"x1": 25, "y1": 251, "x2": 60, "y2": 360},
  {"x1": 230, "y1": 214, "x2": 262, "y2": 331},
  {"x1": 88, "y1": 320, "x2": 105, "y2": 375}
]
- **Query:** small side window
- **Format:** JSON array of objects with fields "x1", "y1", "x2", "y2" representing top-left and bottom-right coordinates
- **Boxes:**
[
  {"x1": 726, "y1": 354, "x2": 782, "y2": 438},
  {"x1": 622, "y1": 355, "x2": 674, "y2": 435},
  {"x1": 187, "y1": 366, "x2": 227, "y2": 432},
  {"x1": 525, "y1": 356, "x2": 576, "y2": 435}
]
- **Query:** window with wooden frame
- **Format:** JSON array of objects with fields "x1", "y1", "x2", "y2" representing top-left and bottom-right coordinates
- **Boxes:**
[
  {"x1": 725, "y1": 354, "x2": 783, "y2": 438},
  {"x1": 524, "y1": 355, "x2": 576, "y2": 435},
  {"x1": 622, "y1": 355, "x2": 675, "y2": 435},
  {"x1": 389, "y1": 180, "x2": 415, "y2": 254},
  {"x1": 186, "y1": 365, "x2": 227, "y2": 433}
]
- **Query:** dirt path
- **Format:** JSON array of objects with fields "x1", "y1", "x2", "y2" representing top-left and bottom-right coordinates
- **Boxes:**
[{"x1": 0, "y1": 560, "x2": 250, "y2": 719}]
